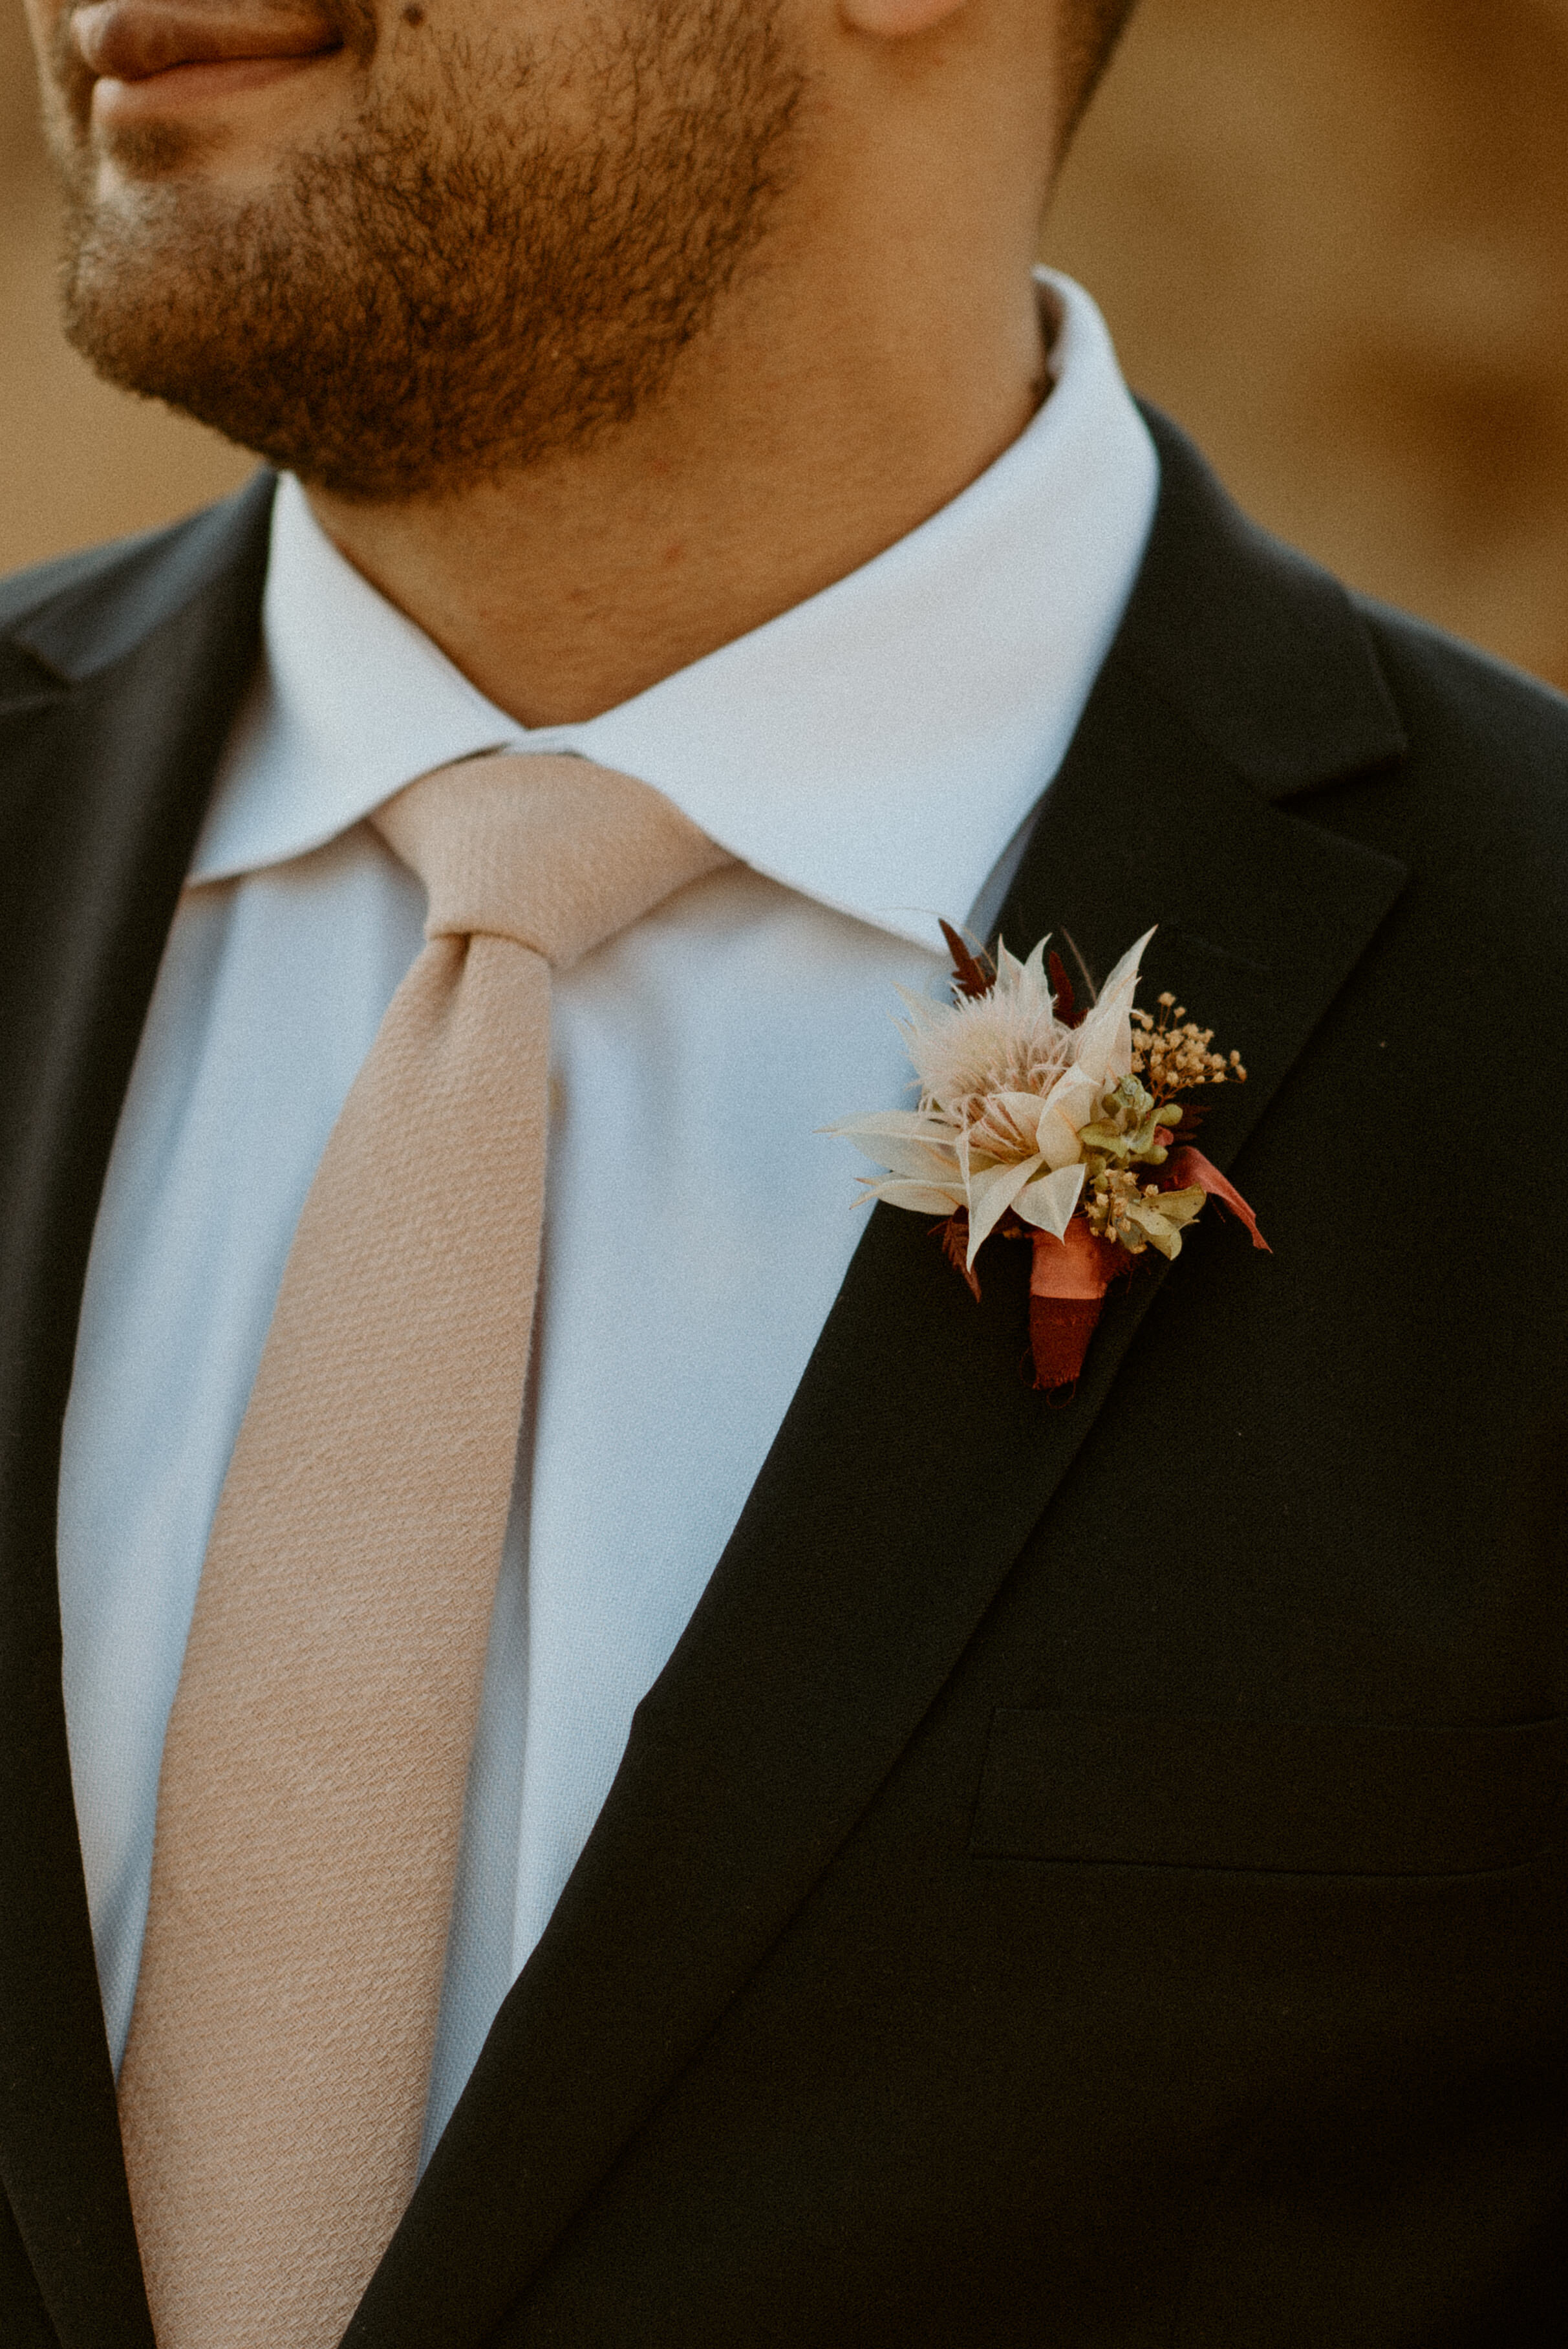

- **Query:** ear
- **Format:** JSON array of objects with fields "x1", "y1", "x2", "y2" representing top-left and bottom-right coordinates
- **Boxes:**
[{"x1": 839, "y1": 0, "x2": 967, "y2": 36}]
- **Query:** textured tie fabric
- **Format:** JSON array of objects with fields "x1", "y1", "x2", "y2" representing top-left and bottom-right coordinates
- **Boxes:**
[{"x1": 116, "y1": 753, "x2": 732, "y2": 2349}]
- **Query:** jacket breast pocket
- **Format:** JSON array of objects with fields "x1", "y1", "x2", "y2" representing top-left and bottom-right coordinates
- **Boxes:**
[{"x1": 969, "y1": 1709, "x2": 1568, "y2": 1876}]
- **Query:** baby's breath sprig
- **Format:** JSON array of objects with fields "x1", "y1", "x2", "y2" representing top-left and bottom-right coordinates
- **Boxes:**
[
  {"x1": 1130, "y1": 992, "x2": 1247, "y2": 1101},
  {"x1": 1083, "y1": 1167, "x2": 1162, "y2": 1248}
]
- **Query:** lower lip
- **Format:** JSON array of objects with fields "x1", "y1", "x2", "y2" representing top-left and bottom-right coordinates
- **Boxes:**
[{"x1": 92, "y1": 50, "x2": 336, "y2": 124}]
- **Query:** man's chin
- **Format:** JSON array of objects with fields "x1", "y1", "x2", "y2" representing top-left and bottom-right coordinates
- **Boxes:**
[
  {"x1": 60, "y1": 177, "x2": 310, "y2": 473},
  {"x1": 55, "y1": 0, "x2": 805, "y2": 502},
  {"x1": 58, "y1": 190, "x2": 557, "y2": 503}
]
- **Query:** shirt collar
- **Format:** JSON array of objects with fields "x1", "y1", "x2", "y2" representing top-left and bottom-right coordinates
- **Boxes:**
[{"x1": 191, "y1": 271, "x2": 1159, "y2": 953}]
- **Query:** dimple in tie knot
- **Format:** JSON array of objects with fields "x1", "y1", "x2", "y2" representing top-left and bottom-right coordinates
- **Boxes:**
[{"x1": 373, "y1": 750, "x2": 732, "y2": 971}]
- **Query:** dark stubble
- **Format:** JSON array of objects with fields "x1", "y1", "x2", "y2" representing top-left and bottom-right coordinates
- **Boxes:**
[{"x1": 54, "y1": 0, "x2": 806, "y2": 499}]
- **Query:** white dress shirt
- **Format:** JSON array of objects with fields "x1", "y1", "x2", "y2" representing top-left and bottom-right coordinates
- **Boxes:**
[{"x1": 57, "y1": 271, "x2": 1158, "y2": 2158}]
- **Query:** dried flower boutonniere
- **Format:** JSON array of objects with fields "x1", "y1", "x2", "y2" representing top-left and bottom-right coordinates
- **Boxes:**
[{"x1": 830, "y1": 924, "x2": 1269, "y2": 1393}]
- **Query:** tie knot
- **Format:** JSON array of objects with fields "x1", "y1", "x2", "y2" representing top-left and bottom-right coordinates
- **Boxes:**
[{"x1": 372, "y1": 752, "x2": 732, "y2": 969}]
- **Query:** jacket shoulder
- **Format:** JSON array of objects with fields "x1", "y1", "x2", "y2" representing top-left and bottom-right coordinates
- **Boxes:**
[
  {"x1": 0, "y1": 524, "x2": 181, "y2": 636},
  {"x1": 1135, "y1": 406, "x2": 1568, "y2": 824},
  {"x1": 1355, "y1": 594, "x2": 1568, "y2": 779},
  {"x1": 1340, "y1": 596, "x2": 1568, "y2": 902},
  {"x1": 0, "y1": 475, "x2": 275, "y2": 685}
]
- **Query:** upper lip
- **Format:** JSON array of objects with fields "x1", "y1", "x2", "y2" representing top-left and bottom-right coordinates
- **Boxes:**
[{"x1": 72, "y1": 0, "x2": 339, "y2": 79}]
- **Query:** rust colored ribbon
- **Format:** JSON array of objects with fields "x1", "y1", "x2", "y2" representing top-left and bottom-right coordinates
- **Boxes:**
[
  {"x1": 1027, "y1": 1154, "x2": 1267, "y2": 1391},
  {"x1": 1028, "y1": 1220, "x2": 1121, "y2": 1391},
  {"x1": 1166, "y1": 1146, "x2": 1271, "y2": 1250}
]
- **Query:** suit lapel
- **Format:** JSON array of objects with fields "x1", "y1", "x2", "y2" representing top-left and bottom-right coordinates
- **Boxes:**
[
  {"x1": 0, "y1": 480, "x2": 274, "y2": 2349},
  {"x1": 347, "y1": 418, "x2": 1412, "y2": 2348}
]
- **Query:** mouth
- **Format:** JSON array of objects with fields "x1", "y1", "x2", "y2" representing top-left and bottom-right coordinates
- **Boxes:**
[{"x1": 72, "y1": 0, "x2": 343, "y2": 124}]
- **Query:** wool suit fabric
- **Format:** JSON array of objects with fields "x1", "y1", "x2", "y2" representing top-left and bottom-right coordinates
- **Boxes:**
[{"x1": 0, "y1": 413, "x2": 1562, "y2": 2348}]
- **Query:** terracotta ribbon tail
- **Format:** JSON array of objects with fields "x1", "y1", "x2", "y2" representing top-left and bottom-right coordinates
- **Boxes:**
[
  {"x1": 1029, "y1": 1220, "x2": 1121, "y2": 1392},
  {"x1": 1166, "y1": 1147, "x2": 1272, "y2": 1250}
]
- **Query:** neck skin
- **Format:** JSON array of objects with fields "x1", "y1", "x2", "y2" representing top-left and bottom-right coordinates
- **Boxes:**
[{"x1": 308, "y1": 6, "x2": 1062, "y2": 728}]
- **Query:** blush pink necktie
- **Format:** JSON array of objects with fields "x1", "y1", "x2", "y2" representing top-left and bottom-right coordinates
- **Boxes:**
[{"x1": 116, "y1": 753, "x2": 732, "y2": 2348}]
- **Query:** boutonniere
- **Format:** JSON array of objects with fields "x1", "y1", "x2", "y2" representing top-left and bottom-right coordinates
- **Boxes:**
[{"x1": 830, "y1": 924, "x2": 1269, "y2": 1393}]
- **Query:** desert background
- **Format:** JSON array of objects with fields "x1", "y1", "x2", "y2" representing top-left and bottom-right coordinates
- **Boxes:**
[{"x1": 5, "y1": 0, "x2": 1568, "y2": 692}]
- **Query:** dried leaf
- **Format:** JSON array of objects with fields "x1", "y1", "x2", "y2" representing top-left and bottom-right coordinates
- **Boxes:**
[
  {"x1": 1047, "y1": 949, "x2": 1081, "y2": 1028},
  {"x1": 939, "y1": 918, "x2": 995, "y2": 1002},
  {"x1": 1164, "y1": 1103, "x2": 1208, "y2": 1145},
  {"x1": 938, "y1": 1213, "x2": 983, "y2": 1299}
]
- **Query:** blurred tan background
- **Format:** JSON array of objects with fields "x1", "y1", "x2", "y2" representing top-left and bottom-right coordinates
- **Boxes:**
[{"x1": 5, "y1": 0, "x2": 1568, "y2": 690}]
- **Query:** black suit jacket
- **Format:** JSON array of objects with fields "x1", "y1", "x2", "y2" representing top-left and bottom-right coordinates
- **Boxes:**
[{"x1": 1, "y1": 414, "x2": 1564, "y2": 2348}]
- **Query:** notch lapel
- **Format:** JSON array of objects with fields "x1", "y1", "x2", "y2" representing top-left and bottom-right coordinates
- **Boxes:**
[
  {"x1": 0, "y1": 481, "x2": 274, "y2": 2348},
  {"x1": 349, "y1": 420, "x2": 1412, "y2": 2348}
]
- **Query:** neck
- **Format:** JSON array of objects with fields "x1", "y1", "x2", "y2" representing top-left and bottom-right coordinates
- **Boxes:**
[{"x1": 307, "y1": 250, "x2": 1050, "y2": 729}]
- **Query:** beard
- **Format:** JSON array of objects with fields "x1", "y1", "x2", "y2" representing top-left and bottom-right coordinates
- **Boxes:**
[{"x1": 53, "y1": 0, "x2": 806, "y2": 499}]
